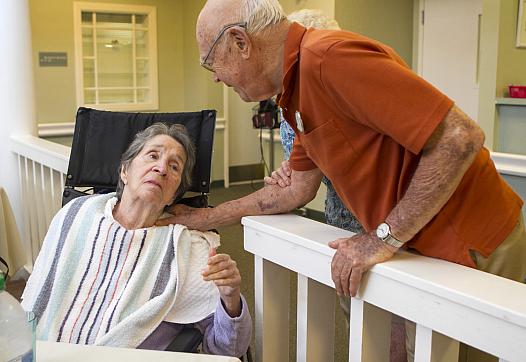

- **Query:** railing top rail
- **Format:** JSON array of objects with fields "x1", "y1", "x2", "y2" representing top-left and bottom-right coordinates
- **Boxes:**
[
  {"x1": 242, "y1": 214, "x2": 526, "y2": 328},
  {"x1": 10, "y1": 134, "x2": 70, "y2": 174}
]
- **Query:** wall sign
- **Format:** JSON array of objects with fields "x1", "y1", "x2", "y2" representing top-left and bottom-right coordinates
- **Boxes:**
[{"x1": 39, "y1": 52, "x2": 68, "y2": 67}]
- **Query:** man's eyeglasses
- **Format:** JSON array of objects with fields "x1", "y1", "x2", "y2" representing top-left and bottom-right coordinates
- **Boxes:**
[{"x1": 200, "y1": 22, "x2": 247, "y2": 72}]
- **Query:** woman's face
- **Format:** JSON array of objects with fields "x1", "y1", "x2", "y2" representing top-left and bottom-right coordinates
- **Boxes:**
[{"x1": 120, "y1": 134, "x2": 187, "y2": 207}]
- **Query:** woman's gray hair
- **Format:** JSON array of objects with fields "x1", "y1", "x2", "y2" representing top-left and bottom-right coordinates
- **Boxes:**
[
  {"x1": 287, "y1": 9, "x2": 340, "y2": 30},
  {"x1": 242, "y1": 0, "x2": 287, "y2": 34},
  {"x1": 116, "y1": 123, "x2": 196, "y2": 202}
]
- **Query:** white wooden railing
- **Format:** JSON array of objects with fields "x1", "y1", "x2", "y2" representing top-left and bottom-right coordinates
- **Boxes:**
[
  {"x1": 10, "y1": 134, "x2": 69, "y2": 268},
  {"x1": 243, "y1": 214, "x2": 526, "y2": 362}
]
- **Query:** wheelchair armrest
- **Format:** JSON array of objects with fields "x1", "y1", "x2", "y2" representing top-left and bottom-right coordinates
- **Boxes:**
[{"x1": 165, "y1": 327, "x2": 203, "y2": 353}]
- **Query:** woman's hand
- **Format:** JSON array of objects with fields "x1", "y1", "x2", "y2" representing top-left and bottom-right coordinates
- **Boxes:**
[
  {"x1": 202, "y1": 248, "x2": 242, "y2": 317},
  {"x1": 264, "y1": 160, "x2": 292, "y2": 188}
]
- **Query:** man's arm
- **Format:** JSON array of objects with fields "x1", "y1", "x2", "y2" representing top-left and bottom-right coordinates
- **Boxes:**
[
  {"x1": 158, "y1": 167, "x2": 323, "y2": 230},
  {"x1": 330, "y1": 105, "x2": 485, "y2": 297},
  {"x1": 385, "y1": 105, "x2": 485, "y2": 241}
]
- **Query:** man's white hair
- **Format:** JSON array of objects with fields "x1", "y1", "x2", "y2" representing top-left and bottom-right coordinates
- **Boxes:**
[
  {"x1": 287, "y1": 9, "x2": 340, "y2": 30},
  {"x1": 242, "y1": 0, "x2": 286, "y2": 34}
]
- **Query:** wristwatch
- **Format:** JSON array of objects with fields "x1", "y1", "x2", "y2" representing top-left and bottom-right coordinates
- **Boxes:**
[{"x1": 376, "y1": 222, "x2": 404, "y2": 248}]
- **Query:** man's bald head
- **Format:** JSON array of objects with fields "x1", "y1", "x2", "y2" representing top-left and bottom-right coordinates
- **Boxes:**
[
  {"x1": 197, "y1": 0, "x2": 242, "y2": 44},
  {"x1": 197, "y1": 0, "x2": 286, "y2": 44}
]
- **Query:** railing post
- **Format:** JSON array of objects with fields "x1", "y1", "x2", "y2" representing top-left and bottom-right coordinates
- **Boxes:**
[
  {"x1": 349, "y1": 298, "x2": 391, "y2": 362},
  {"x1": 296, "y1": 274, "x2": 335, "y2": 362},
  {"x1": 254, "y1": 256, "x2": 290, "y2": 362},
  {"x1": 414, "y1": 324, "x2": 459, "y2": 362}
]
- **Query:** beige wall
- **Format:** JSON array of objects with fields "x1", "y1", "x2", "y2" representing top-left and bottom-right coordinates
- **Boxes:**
[
  {"x1": 335, "y1": 0, "x2": 414, "y2": 66},
  {"x1": 182, "y1": 0, "x2": 223, "y2": 113},
  {"x1": 496, "y1": 0, "x2": 526, "y2": 97},
  {"x1": 30, "y1": 0, "x2": 185, "y2": 124}
]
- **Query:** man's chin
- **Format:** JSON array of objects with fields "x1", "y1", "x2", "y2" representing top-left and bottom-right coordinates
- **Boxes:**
[
  {"x1": 236, "y1": 89, "x2": 263, "y2": 103},
  {"x1": 232, "y1": 88, "x2": 249, "y2": 101}
]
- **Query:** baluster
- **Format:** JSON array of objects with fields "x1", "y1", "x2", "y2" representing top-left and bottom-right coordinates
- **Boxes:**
[
  {"x1": 414, "y1": 324, "x2": 459, "y2": 362},
  {"x1": 25, "y1": 158, "x2": 39, "y2": 264},
  {"x1": 52, "y1": 170, "x2": 63, "y2": 211},
  {"x1": 349, "y1": 298, "x2": 391, "y2": 362},
  {"x1": 18, "y1": 155, "x2": 32, "y2": 267},
  {"x1": 41, "y1": 164, "x2": 53, "y2": 228},
  {"x1": 254, "y1": 256, "x2": 290, "y2": 362},
  {"x1": 296, "y1": 274, "x2": 335, "y2": 362},
  {"x1": 60, "y1": 171, "x2": 65, "y2": 192},
  {"x1": 33, "y1": 161, "x2": 46, "y2": 249}
]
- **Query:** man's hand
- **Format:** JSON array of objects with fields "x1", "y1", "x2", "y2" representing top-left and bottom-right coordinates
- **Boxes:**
[
  {"x1": 156, "y1": 204, "x2": 209, "y2": 229},
  {"x1": 329, "y1": 231, "x2": 397, "y2": 297},
  {"x1": 264, "y1": 160, "x2": 292, "y2": 188},
  {"x1": 202, "y1": 248, "x2": 242, "y2": 317}
]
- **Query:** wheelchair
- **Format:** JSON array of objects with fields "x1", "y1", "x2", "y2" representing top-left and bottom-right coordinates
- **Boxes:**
[{"x1": 62, "y1": 107, "x2": 252, "y2": 361}]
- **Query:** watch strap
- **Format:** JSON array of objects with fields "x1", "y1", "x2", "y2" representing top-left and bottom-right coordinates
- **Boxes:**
[{"x1": 381, "y1": 234, "x2": 405, "y2": 248}]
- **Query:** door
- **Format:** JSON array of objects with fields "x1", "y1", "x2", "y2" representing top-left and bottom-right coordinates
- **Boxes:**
[{"x1": 418, "y1": 0, "x2": 483, "y2": 121}]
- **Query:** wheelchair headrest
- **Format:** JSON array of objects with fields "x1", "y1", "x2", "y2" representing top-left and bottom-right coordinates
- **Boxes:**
[{"x1": 65, "y1": 107, "x2": 216, "y2": 194}]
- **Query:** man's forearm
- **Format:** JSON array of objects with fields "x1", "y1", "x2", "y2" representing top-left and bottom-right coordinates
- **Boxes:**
[
  {"x1": 202, "y1": 168, "x2": 323, "y2": 229},
  {"x1": 205, "y1": 182, "x2": 314, "y2": 228},
  {"x1": 386, "y1": 106, "x2": 485, "y2": 242}
]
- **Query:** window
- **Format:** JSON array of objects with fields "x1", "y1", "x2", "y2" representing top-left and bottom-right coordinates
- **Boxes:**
[{"x1": 73, "y1": 2, "x2": 158, "y2": 111}]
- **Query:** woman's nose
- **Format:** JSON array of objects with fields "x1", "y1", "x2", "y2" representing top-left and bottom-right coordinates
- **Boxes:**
[
  {"x1": 213, "y1": 73, "x2": 220, "y2": 83},
  {"x1": 153, "y1": 161, "x2": 167, "y2": 175}
]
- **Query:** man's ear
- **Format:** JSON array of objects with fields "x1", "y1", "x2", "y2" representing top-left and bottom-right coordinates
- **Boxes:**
[
  {"x1": 229, "y1": 27, "x2": 251, "y2": 59},
  {"x1": 120, "y1": 165, "x2": 128, "y2": 185}
]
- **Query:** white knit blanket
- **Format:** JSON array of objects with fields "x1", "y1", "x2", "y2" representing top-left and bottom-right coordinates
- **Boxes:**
[{"x1": 21, "y1": 193, "x2": 220, "y2": 348}]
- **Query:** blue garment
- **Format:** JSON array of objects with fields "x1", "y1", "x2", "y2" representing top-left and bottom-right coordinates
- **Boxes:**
[{"x1": 280, "y1": 118, "x2": 363, "y2": 233}]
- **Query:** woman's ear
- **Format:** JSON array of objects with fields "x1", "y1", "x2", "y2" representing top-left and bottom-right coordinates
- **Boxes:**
[
  {"x1": 120, "y1": 165, "x2": 128, "y2": 185},
  {"x1": 229, "y1": 27, "x2": 251, "y2": 59}
]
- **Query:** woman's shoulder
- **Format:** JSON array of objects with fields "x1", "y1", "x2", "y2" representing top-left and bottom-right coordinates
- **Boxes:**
[{"x1": 59, "y1": 192, "x2": 115, "y2": 218}]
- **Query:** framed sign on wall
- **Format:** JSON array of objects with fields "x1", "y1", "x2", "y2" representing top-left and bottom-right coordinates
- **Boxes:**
[{"x1": 517, "y1": 0, "x2": 526, "y2": 47}]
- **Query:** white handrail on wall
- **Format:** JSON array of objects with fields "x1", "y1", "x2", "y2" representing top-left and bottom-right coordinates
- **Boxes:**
[
  {"x1": 10, "y1": 134, "x2": 70, "y2": 267},
  {"x1": 243, "y1": 214, "x2": 526, "y2": 362},
  {"x1": 491, "y1": 151, "x2": 526, "y2": 177}
]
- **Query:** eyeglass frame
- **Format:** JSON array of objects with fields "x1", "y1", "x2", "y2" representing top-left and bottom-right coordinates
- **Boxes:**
[{"x1": 200, "y1": 21, "x2": 248, "y2": 72}]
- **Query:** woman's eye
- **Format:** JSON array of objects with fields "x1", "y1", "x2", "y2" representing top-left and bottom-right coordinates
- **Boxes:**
[
  {"x1": 171, "y1": 164, "x2": 178, "y2": 171},
  {"x1": 148, "y1": 153, "x2": 158, "y2": 160}
]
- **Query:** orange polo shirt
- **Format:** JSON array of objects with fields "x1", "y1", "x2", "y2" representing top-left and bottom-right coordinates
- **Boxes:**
[{"x1": 278, "y1": 23, "x2": 523, "y2": 267}]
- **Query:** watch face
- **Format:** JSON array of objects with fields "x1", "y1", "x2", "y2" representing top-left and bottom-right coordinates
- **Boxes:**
[{"x1": 376, "y1": 223, "x2": 390, "y2": 239}]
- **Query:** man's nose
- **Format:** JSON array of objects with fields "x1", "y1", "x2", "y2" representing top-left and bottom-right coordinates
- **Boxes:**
[{"x1": 213, "y1": 73, "x2": 221, "y2": 83}]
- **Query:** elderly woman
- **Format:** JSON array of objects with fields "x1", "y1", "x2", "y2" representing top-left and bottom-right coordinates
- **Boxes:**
[{"x1": 21, "y1": 123, "x2": 251, "y2": 357}]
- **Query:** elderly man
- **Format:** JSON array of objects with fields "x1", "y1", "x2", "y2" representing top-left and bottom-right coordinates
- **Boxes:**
[{"x1": 163, "y1": 0, "x2": 526, "y2": 302}]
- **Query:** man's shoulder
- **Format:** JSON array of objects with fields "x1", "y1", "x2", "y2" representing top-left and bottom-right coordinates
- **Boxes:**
[
  {"x1": 300, "y1": 28, "x2": 369, "y2": 56},
  {"x1": 301, "y1": 28, "x2": 397, "y2": 64}
]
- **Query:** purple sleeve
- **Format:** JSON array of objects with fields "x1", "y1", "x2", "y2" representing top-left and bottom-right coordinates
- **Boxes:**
[{"x1": 195, "y1": 294, "x2": 252, "y2": 357}]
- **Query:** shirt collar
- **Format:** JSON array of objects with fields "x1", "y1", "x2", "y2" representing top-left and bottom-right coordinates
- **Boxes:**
[{"x1": 277, "y1": 22, "x2": 307, "y2": 109}]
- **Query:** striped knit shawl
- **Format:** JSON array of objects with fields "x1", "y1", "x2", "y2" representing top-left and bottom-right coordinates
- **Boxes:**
[{"x1": 21, "y1": 193, "x2": 220, "y2": 348}]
